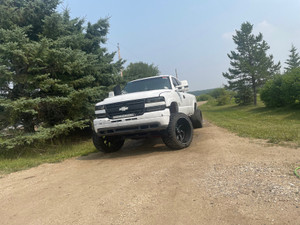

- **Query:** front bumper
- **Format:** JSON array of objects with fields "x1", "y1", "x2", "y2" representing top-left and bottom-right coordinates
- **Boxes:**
[{"x1": 93, "y1": 109, "x2": 170, "y2": 136}]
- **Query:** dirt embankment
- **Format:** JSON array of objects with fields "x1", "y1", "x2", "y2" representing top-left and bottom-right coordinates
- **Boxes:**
[{"x1": 0, "y1": 118, "x2": 299, "y2": 224}]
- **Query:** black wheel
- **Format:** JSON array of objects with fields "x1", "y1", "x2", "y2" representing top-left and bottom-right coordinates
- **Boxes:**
[
  {"x1": 92, "y1": 133, "x2": 125, "y2": 153},
  {"x1": 190, "y1": 108, "x2": 203, "y2": 128},
  {"x1": 162, "y1": 113, "x2": 193, "y2": 150}
]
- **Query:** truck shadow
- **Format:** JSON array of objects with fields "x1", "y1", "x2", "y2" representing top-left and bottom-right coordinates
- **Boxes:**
[{"x1": 78, "y1": 137, "x2": 175, "y2": 160}]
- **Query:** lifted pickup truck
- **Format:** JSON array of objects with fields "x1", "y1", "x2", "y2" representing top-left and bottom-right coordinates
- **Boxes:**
[{"x1": 93, "y1": 75, "x2": 203, "y2": 153}]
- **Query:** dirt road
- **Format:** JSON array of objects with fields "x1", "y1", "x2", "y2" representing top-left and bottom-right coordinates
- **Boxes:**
[{"x1": 1, "y1": 120, "x2": 299, "y2": 224}]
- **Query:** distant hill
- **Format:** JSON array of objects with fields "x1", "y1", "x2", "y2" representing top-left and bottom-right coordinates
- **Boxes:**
[{"x1": 189, "y1": 88, "x2": 217, "y2": 96}]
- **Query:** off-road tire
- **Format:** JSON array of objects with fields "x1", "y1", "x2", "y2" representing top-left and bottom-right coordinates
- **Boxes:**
[
  {"x1": 162, "y1": 113, "x2": 193, "y2": 150},
  {"x1": 190, "y1": 108, "x2": 203, "y2": 128},
  {"x1": 92, "y1": 133, "x2": 125, "y2": 153}
]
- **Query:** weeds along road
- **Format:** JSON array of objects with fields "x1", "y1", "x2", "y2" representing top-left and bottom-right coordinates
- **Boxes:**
[{"x1": 0, "y1": 120, "x2": 299, "y2": 224}]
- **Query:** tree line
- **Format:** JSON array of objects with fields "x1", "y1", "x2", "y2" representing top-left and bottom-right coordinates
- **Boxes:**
[
  {"x1": 223, "y1": 22, "x2": 300, "y2": 107},
  {"x1": 0, "y1": 0, "x2": 159, "y2": 151}
]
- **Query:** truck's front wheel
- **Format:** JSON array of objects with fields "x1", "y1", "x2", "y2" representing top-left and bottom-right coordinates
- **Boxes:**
[
  {"x1": 162, "y1": 113, "x2": 193, "y2": 150},
  {"x1": 92, "y1": 133, "x2": 124, "y2": 153}
]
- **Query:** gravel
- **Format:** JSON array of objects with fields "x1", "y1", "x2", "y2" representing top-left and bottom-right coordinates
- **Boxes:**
[{"x1": 197, "y1": 162, "x2": 300, "y2": 204}]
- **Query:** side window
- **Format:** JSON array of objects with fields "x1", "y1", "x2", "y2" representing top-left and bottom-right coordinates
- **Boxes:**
[{"x1": 172, "y1": 77, "x2": 180, "y2": 87}]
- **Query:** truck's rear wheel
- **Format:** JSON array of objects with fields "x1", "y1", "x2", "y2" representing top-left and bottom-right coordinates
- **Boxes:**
[
  {"x1": 92, "y1": 133, "x2": 124, "y2": 153},
  {"x1": 190, "y1": 108, "x2": 203, "y2": 128},
  {"x1": 162, "y1": 113, "x2": 193, "y2": 149}
]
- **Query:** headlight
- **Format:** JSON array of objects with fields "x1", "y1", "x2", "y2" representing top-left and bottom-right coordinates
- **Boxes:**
[
  {"x1": 95, "y1": 105, "x2": 104, "y2": 110},
  {"x1": 145, "y1": 96, "x2": 166, "y2": 112},
  {"x1": 145, "y1": 96, "x2": 165, "y2": 103},
  {"x1": 95, "y1": 104, "x2": 106, "y2": 118}
]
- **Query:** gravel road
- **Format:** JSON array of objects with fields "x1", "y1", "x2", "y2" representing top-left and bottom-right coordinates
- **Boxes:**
[{"x1": 0, "y1": 119, "x2": 299, "y2": 225}]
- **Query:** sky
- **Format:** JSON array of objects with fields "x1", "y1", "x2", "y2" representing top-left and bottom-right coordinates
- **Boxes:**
[{"x1": 60, "y1": 0, "x2": 300, "y2": 91}]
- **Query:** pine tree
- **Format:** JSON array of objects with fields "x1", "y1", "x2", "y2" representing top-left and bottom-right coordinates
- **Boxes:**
[
  {"x1": 0, "y1": 0, "x2": 124, "y2": 150},
  {"x1": 285, "y1": 45, "x2": 300, "y2": 72},
  {"x1": 223, "y1": 22, "x2": 281, "y2": 105}
]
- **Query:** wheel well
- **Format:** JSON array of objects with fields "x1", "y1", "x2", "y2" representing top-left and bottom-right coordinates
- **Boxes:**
[{"x1": 169, "y1": 102, "x2": 178, "y2": 114}]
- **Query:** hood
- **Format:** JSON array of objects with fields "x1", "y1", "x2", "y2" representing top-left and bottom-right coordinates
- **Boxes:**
[{"x1": 96, "y1": 89, "x2": 171, "y2": 106}]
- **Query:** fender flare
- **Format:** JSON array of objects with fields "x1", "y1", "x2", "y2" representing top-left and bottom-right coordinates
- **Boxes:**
[{"x1": 169, "y1": 102, "x2": 179, "y2": 114}]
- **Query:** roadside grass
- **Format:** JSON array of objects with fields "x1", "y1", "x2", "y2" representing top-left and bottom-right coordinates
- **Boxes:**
[
  {"x1": 201, "y1": 100, "x2": 300, "y2": 147},
  {"x1": 0, "y1": 139, "x2": 97, "y2": 175}
]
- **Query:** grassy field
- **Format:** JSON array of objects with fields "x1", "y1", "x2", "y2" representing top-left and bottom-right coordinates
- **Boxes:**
[
  {"x1": 0, "y1": 139, "x2": 96, "y2": 175},
  {"x1": 201, "y1": 100, "x2": 300, "y2": 147}
]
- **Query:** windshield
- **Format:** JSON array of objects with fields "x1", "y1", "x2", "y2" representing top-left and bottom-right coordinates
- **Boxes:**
[{"x1": 123, "y1": 76, "x2": 171, "y2": 93}]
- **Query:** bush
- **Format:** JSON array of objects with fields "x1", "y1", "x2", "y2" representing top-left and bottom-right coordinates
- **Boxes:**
[
  {"x1": 260, "y1": 75, "x2": 284, "y2": 107},
  {"x1": 216, "y1": 93, "x2": 231, "y2": 106},
  {"x1": 196, "y1": 94, "x2": 213, "y2": 101},
  {"x1": 206, "y1": 88, "x2": 234, "y2": 106},
  {"x1": 260, "y1": 69, "x2": 300, "y2": 107},
  {"x1": 234, "y1": 86, "x2": 253, "y2": 105},
  {"x1": 208, "y1": 88, "x2": 225, "y2": 99}
]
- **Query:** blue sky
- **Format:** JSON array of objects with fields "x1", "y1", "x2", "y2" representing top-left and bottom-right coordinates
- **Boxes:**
[{"x1": 61, "y1": 0, "x2": 300, "y2": 91}]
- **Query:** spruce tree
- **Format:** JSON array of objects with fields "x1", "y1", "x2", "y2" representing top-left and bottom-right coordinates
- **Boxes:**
[
  {"x1": 0, "y1": 0, "x2": 124, "y2": 150},
  {"x1": 223, "y1": 22, "x2": 281, "y2": 105},
  {"x1": 285, "y1": 45, "x2": 300, "y2": 72}
]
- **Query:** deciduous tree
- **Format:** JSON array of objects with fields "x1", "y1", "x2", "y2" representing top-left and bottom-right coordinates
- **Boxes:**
[
  {"x1": 260, "y1": 69, "x2": 300, "y2": 107},
  {"x1": 123, "y1": 62, "x2": 159, "y2": 82}
]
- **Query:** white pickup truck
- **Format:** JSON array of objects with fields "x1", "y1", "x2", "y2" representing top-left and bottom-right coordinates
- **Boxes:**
[{"x1": 93, "y1": 75, "x2": 203, "y2": 153}]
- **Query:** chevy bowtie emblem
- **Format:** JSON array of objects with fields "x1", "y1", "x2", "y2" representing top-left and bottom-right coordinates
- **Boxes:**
[{"x1": 119, "y1": 106, "x2": 129, "y2": 112}]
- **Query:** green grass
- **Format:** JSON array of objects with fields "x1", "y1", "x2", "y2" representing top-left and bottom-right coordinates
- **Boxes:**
[
  {"x1": 201, "y1": 100, "x2": 300, "y2": 146},
  {"x1": 0, "y1": 139, "x2": 97, "y2": 175}
]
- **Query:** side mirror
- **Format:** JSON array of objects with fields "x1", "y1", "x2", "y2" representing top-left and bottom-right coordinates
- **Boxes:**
[
  {"x1": 113, "y1": 85, "x2": 122, "y2": 96},
  {"x1": 176, "y1": 80, "x2": 189, "y2": 92}
]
